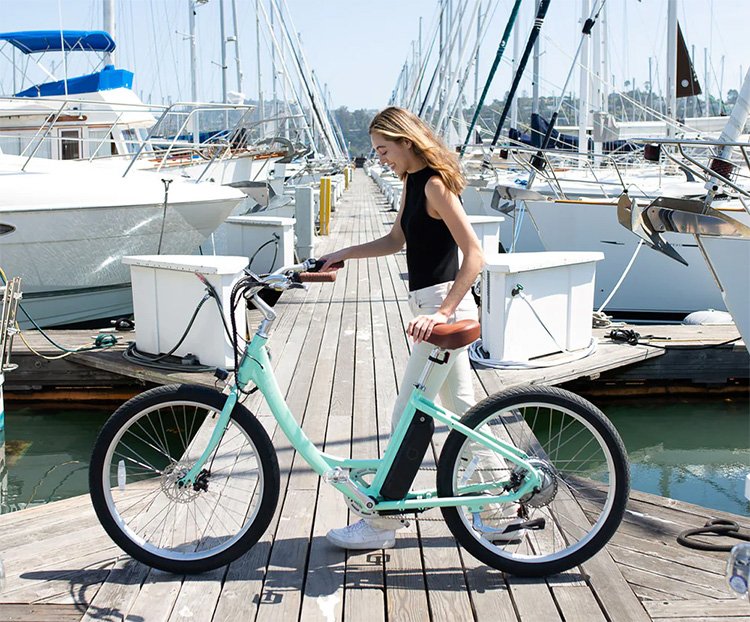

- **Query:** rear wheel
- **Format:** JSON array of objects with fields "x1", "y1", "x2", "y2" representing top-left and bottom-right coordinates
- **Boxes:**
[
  {"x1": 437, "y1": 385, "x2": 628, "y2": 577},
  {"x1": 89, "y1": 384, "x2": 279, "y2": 574}
]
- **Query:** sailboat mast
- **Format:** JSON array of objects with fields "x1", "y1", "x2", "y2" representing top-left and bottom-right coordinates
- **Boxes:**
[
  {"x1": 489, "y1": 0, "x2": 552, "y2": 149},
  {"x1": 103, "y1": 0, "x2": 115, "y2": 66},
  {"x1": 230, "y1": 0, "x2": 243, "y2": 95},
  {"x1": 510, "y1": 7, "x2": 519, "y2": 130},
  {"x1": 188, "y1": 1, "x2": 200, "y2": 143},
  {"x1": 666, "y1": 0, "x2": 677, "y2": 137},
  {"x1": 704, "y1": 48, "x2": 710, "y2": 117},
  {"x1": 592, "y1": 1, "x2": 602, "y2": 158},
  {"x1": 474, "y1": 4, "x2": 482, "y2": 107},
  {"x1": 256, "y1": 0, "x2": 264, "y2": 123},
  {"x1": 578, "y1": 0, "x2": 590, "y2": 157},
  {"x1": 531, "y1": 0, "x2": 540, "y2": 117},
  {"x1": 459, "y1": 0, "x2": 523, "y2": 156},
  {"x1": 219, "y1": 0, "x2": 228, "y2": 103},
  {"x1": 270, "y1": 0, "x2": 278, "y2": 134}
]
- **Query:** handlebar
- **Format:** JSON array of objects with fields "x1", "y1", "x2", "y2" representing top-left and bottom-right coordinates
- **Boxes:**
[
  {"x1": 298, "y1": 271, "x2": 337, "y2": 283},
  {"x1": 238, "y1": 257, "x2": 344, "y2": 293}
]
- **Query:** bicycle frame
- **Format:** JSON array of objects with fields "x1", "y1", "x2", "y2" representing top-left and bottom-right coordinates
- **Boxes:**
[{"x1": 179, "y1": 299, "x2": 543, "y2": 515}]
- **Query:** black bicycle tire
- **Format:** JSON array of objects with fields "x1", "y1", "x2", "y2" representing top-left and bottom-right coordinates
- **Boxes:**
[
  {"x1": 437, "y1": 384, "x2": 629, "y2": 577},
  {"x1": 89, "y1": 384, "x2": 279, "y2": 574}
]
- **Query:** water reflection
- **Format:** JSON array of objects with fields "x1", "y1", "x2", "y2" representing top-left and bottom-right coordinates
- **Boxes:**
[
  {"x1": 597, "y1": 396, "x2": 750, "y2": 515},
  {"x1": 1, "y1": 403, "x2": 114, "y2": 514}
]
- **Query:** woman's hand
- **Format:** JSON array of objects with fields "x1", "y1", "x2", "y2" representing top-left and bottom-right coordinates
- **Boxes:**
[
  {"x1": 407, "y1": 311, "x2": 449, "y2": 344},
  {"x1": 319, "y1": 249, "x2": 348, "y2": 272}
]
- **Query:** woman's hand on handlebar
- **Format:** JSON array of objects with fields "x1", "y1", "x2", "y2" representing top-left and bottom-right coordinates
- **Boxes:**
[
  {"x1": 318, "y1": 250, "x2": 348, "y2": 272},
  {"x1": 407, "y1": 311, "x2": 449, "y2": 344}
]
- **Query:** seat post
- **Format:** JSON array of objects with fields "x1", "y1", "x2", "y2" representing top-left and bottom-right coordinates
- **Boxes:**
[{"x1": 414, "y1": 346, "x2": 450, "y2": 391}]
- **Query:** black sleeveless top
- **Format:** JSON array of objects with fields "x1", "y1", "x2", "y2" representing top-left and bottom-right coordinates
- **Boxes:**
[{"x1": 400, "y1": 166, "x2": 458, "y2": 292}]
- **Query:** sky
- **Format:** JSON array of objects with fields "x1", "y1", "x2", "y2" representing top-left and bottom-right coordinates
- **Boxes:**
[{"x1": 0, "y1": 0, "x2": 747, "y2": 111}]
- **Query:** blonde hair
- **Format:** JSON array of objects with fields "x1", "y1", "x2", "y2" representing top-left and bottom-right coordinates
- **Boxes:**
[{"x1": 369, "y1": 107, "x2": 465, "y2": 195}]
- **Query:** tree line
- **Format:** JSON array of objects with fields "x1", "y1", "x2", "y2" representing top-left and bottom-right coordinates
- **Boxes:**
[{"x1": 333, "y1": 87, "x2": 740, "y2": 158}]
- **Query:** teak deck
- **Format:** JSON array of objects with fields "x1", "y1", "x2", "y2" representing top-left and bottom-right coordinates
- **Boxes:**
[{"x1": 1, "y1": 170, "x2": 748, "y2": 621}]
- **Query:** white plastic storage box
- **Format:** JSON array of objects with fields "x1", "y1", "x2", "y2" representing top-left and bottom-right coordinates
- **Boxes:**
[
  {"x1": 223, "y1": 216, "x2": 295, "y2": 274},
  {"x1": 123, "y1": 255, "x2": 248, "y2": 369},
  {"x1": 481, "y1": 252, "x2": 604, "y2": 362}
]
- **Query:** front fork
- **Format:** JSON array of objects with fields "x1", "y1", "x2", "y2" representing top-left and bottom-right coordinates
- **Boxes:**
[{"x1": 177, "y1": 387, "x2": 239, "y2": 489}]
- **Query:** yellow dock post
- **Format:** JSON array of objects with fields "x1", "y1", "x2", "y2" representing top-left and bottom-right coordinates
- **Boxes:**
[
  {"x1": 319, "y1": 176, "x2": 332, "y2": 235},
  {"x1": 344, "y1": 167, "x2": 350, "y2": 190}
]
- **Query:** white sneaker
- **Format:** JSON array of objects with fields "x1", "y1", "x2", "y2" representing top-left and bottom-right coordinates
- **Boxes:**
[{"x1": 326, "y1": 519, "x2": 396, "y2": 550}]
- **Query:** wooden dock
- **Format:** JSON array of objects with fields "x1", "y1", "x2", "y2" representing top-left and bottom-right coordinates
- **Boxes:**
[{"x1": 2, "y1": 169, "x2": 749, "y2": 621}]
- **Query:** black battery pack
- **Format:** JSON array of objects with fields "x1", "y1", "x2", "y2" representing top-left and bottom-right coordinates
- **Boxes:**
[{"x1": 380, "y1": 410, "x2": 435, "y2": 500}]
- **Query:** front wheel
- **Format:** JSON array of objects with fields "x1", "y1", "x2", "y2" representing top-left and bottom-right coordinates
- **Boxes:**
[
  {"x1": 437, "y1": 385, "x2": 629, "y2": 577},
  {"x1": 89, "y1": 384, "x2": 279, "y2": 574}
]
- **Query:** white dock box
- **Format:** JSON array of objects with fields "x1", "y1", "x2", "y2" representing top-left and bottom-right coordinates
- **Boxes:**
[
  {"x1": 124, "y1": 255, "x2": 248, "y2": 369},
  {"x1": 224, "y1": 216, "x2": 295, "y2": 274},
  {"x1": 481, "y1": 252, "x2": 604, "y2": 362},
  {"x1": 467, "y1": 215, "x2": 504, "y2": 256}
]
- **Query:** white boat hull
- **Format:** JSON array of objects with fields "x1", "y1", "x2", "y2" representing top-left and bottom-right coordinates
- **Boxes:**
[
  {"x1": 518, "y1": 199, "x2": 731, "y2": 316},
  {"x1": 699, "y1": 235, "x2": 750, "y2": 344},
  {"x1": 0, "y1": 155, "x2": 245, "y2": 326}
]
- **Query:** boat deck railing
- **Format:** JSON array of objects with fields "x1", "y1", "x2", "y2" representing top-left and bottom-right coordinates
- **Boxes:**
[{"x1": 0, "y1": 97, "x2": 309, "y2": 179}]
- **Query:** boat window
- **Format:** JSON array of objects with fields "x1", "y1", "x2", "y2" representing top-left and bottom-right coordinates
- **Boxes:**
[
  {"x1": 60, "y1": 129, "x2": 81, "y2": 160},
  {"x1": 122, "y1": 128, "x2": 139, "y2": 153},
  {"x1": 137, "y1": 128, "x2": 153, "y2": 152},
  {"x1": 89, "y1": 129, "x2": 120, "y2": 157},
  {"x1": 0, "y1": 133, "x2": 52, "y2": 158}
]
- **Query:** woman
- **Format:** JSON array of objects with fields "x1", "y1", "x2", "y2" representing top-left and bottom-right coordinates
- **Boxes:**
[{"x1": 321, "y1": 107, "x2": 484, "y2": 550}]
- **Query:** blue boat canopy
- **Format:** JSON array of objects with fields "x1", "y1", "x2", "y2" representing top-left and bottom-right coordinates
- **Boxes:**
[
  {"x1": 0, "y1": 30, "x2": 116, "y2": 54},
  {"x1": 15, "y1": 65, "x2": 133, "y2": 97}
]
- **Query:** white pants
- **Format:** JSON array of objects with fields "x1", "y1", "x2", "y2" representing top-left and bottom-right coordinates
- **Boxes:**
[
  {"x1": 391, "y1": 281, "x2": 479, "y2": 431},
  {"x1": 369, "y1": 282, "x2": 479, "y2": 529}
]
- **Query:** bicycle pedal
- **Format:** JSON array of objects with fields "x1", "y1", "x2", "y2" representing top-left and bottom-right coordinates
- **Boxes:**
[
  {"x1": 472, "y1": 514, "x2": 546, "y2": 539},
  {"x1": 522, "y1": 517, "x2": 546, "y2": 531}
]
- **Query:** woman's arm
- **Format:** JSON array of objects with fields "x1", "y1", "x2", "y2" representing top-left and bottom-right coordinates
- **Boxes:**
[
  {"x1": 408, "y1": 176, "x2": 484, "y2": 343},
  {"x1": 320, "y1": 187, "x2": 407, "y2": 270}
]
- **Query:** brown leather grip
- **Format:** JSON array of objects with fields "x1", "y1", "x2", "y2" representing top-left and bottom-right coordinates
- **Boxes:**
[{"x1": 299, "y1": 271, "x2": 337, "y2": 282}]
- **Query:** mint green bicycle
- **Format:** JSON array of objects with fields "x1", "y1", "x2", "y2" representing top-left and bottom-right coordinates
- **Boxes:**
[{"x1": 89, "y1": 259, "x2": 629, "y2": 577}]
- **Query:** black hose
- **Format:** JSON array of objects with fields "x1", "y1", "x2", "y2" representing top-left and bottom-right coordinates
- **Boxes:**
[{"x1": 677, "y1": 519, "x2": 750, "y2": 552}]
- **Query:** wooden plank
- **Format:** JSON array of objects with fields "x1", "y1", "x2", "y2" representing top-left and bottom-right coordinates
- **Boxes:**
[
  {"x1": 124, "y1": 570, "x2": 184, "y2": 622},
  {"x1": 343, "y1": 198, "x2": 387, "y2": 622},
  {"x1": 0, "y1": 603, "x2": 82, "y2": 622},
  {"x1": 618, "y1": 565, "x2": 729, "y2": 600},
  {"x1": 364, "y1": 202, "x2": 432, "y2": 622},
  {"x1": 299, "y1": 480, "x2": 347, "y2": 622},
  {"x1": 608, "y1": 545, "x2": 729, "y2": 595},
  {"x1": 80, "y1": 558, "x2": 151, "y2": 622},
  {"x1": 296, "y1": 208, "x2": 354, "y2": 621},
  {"x1": 643, "y1": 599, "x2": 750, "y2": 618},
  {"x1": 552, "y1": 585, "x2": 609, "y2": 622},
  {"x1": 607, "y1": 531, "x2": 726, "y2": 576},
  {"x1": 503, "y1": 577, "x2": 561, "y2": 622},
  {"x1": 632, "y1": 584, "x2": 689, "y2": 602},
  {"x1": 627, "y1": 489, "x2": 750, "y2": 530},
  {"x1": 256, "y1": 489, "x2": 316, "y2": 621},
  {"x1": 166, "y1": 569, "x2": 225, "y2": 622},
  {"x1": 476, "y1": 341, "x2": 665, "y2": 391}
]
